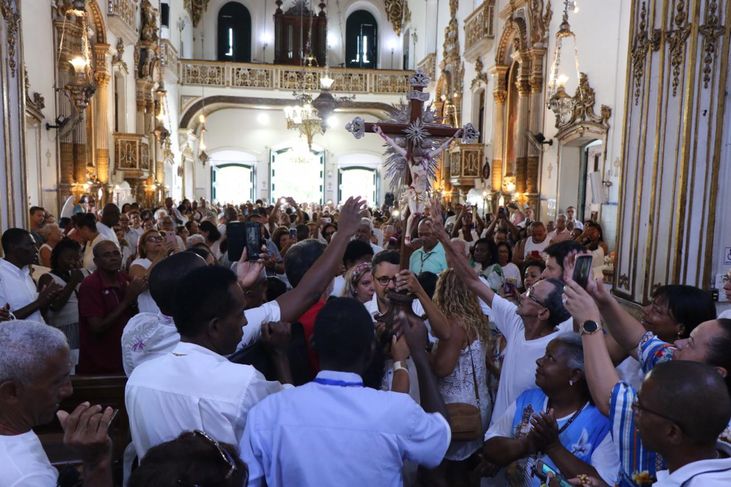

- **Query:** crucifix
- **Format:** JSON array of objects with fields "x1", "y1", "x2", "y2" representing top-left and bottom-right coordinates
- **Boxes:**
[{"x1": 346, "y1": 69, "x2": 478, "y2": 323}]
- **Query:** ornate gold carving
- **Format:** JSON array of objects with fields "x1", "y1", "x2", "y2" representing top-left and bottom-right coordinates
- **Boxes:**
[
  {"x1": 439, "y1": 0, "x2": 464, "y2": 123},
  {"x1": 549, "y1": 72, "x2": 611, "y2": 130},
  {"x1": 631, "y1": 1, "x2": 662, "y2": 105},
  {"x1": 618, "y1": 273, "x2": 630, "y2": 289},
  {"x1": 385, "y1": 0, "x2": 408, "y2": 36},
  {"x1": 108, "y1": 0, "x2": 137, "y2": 34},
  {"x1": 471, "y1": 57, "x2": 488, "y2": 90},
  {"x1": 700, "y1": 0, "x2": 725, "y2": 89},
  {"x1": 1, "y1": 0, "x2": 20, "y2": 77},
  {"x1": 496, "y1": 16, "x2": 528, "y2": 65},
  {"x1": 464, "y1": 0, "x2": 495, "y2": 55},
  {"x1": 416, "y1": 53, "x2": 437, "y2": 80},
  {"x1": 114, "y1": 133, "x2": 151, "y2": 178},
  {"x1": 184, "y1": 0, "x2": 209, "y2": 28},
  {"x1": 529, "y1": 0, "x2": 553, "y2": 46},
  {"x1": 666, "y1": 0, "x2": 691, "y2": 97}
]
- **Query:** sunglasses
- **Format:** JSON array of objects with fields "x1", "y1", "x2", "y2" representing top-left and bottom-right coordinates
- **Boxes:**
[{"x1": 192, "y1": 430, "x2": 237, "y2": 480}]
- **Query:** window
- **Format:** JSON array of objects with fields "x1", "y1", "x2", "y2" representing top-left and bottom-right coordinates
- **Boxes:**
[
  {"x1": 211, "y1": 164, "x2": 254, "y2": 203},
  {"x1": 339, "y1": 167, "x2": 377, "y2": 206},
  {"x1": 271, "y1": 148, "x2": 324, "y2": 204},
  {"x1": 217, "y1": 2, "x2": 251, "y2": 62},
  {"x1": 161, "y1": 3, "x2": 170, "y2": 28},
  {"x1": 346, "y1": 10, "x2": 378, "y2": 68}
]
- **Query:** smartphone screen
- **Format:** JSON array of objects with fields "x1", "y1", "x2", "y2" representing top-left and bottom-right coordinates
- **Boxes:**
[
  {"x1": 573, "y1": 254, "x2": 593, "y2": 288},
  {"x1": 245, "y1": 222, "x2": 262, "y2": 261},
  {"x1": 164, "y1": 232, "x2": 177, "y2": 248},
  {"x1": 532, "y1": 460, "x2": 571, "y2": 487}
]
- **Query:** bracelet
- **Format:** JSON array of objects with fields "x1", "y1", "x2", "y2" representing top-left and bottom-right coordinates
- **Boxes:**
[{"x1": 393, "y1": 361, "x2": 409, "y2": 373}]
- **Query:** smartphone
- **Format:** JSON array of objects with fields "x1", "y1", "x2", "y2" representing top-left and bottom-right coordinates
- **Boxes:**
[
  {"x1": 573, "y1": 254, "x2": 593, "y2": 288},
  {"x1": 532, "y1": 460, "x2": 572, "y2": 487},
  {"x1": 163, "y1": 232, "x2": 177, "y2": 248},
  {"x1": 244, "y1": 222, "x2": 262, "y2": 261}
]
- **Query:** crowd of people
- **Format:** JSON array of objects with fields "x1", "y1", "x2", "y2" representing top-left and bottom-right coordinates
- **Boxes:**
[{"x1": 0, "y1": 194, "x2": 730, "y2": 487}]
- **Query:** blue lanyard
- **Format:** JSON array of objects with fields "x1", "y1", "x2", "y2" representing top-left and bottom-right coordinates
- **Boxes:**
[{"x1": 314, "y1": 378, "x2": 363, "y2": 387}]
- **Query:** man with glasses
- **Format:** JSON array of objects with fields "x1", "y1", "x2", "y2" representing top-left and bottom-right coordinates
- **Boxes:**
[{"x1": 429, "y1": 214, "x2": 572, "y2": 424}]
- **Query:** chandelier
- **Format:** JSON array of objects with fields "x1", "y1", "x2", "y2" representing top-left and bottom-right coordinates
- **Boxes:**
[
  {"x1": 59, "y1": 0, "x2": 96, "y2": 113},
  {"x1": 284, "y1": 96, "x2": 322, "y2": 149},
  {"x1": 547, "y1": 0, "x2": 583, "y2": 122}
]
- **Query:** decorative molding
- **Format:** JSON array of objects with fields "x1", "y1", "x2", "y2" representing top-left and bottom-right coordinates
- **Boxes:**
[
  {"x1": 0, "y1": 0, "x2": 21, "y2": 77},
  {"x1": 464, "y1": 0, "x2": 495, "y2": 61},
  {"x1": 471, "y1": 57, "x2": 488, "y2": 90},
  {"x1": 618, "y1": 273, "x2": 630, "y2": 289},
  {"x1": 416, "y1": 53, "x2": 436, "y2": 80},
  {"x1": 550, "y1": 72, "x2": 611, "y2": 132},
  {"x1": 384, "y1": 0, "x2": 408, "y2": 36},
  {"x1": 700, "y1": 0, "x2": 725, "y2": 89},
  {"x1": 529, "y1": 0, "x2": 552, "y2": 46},
  {"x1": 184, "y1": 0, "x2": 209, "y2": 28},
  {"x1": 630, "y1": 1, "x2": 662, "y2": 105},
  {"x1": 666, "y1": 0, "x2": 691, "y2": 97}
]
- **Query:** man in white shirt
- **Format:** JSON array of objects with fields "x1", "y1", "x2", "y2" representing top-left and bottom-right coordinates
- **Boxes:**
[
  {"x1": 121, "y1": 252, "x2": 206, "y2": 376},
  {"x1": 547, "y1": 214, "x2": 573, "y2": 244},
  {"x1": 566, "y1": 206, "x2": 584, "y2": 231},
  {"x1": 241, "y1": 298, "x2": 451, "y2": 487},
  {"x1": 0, "y1": 320, "x2": 114, "y2": 487},
  {"x1": 431, "y1": 219, "x2": 573, "y2": 423},
  {"x1": 96, "y1": 203, "x2": 121, "y2": 248},
  {"x1": 636, "y1": 361, "x2": 731, "y2": 487},
  {"x1": 126, "y1": 265, "x2": 292, "y2": 460},
  {"x1": 0, "y1": 228, "x2": 61, "y2": 323}
]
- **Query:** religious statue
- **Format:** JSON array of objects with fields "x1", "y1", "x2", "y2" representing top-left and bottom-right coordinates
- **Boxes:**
[{"x1": 140, "y1": 0, "x2": 158, "y2": 43}]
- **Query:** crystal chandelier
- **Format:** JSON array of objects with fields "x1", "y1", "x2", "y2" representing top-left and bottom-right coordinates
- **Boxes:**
[
  {"x1": 284, "y1": 96, "x2": 322, "y2": 150},
  {"x1": 547, "y1": 0, "x2": 583, "y2": 121}
]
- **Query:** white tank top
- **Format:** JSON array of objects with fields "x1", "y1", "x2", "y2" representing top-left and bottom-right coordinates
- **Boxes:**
[{"x1": 524, "y1": 237, "x2": 551, "y2": 259}]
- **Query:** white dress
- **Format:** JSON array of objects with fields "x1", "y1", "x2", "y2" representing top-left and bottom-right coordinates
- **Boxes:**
[
  {"x1": 437, "y1": 338, "x2": 492, "y2": 461},
  {"x1": 129, "y1": 257, "x2": 159, "y2": 314}
]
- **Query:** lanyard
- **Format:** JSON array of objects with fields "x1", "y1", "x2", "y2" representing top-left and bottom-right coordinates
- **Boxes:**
[
  {"x1": 554, "y1": 402, "x2": 589, "y2": 435},
  {"x1": 314, "y1": 378, "x2": 363, "y2": 387}
]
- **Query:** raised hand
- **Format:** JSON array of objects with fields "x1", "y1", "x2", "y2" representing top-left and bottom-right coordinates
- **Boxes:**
[
  {"x1": 336, "y1": 196, "x2": 367, "y2": 237},
  {"x1": 126, "y1": 276, "x2": 148, "y2": 298},
  {"x1": 398, "y1": 311, "x2": 428, "y2": 356},
  {"x1": 390, "y1": 334, "x2": 411, "y2": 361},
  {"x1": 428, "y1": 199, "x2": 450, "y2": 243},
  {"x1": 260, "y1": 321, "x2": 292, "y2": 350},
  {"x1": 563, "y1": 279, "x2": 602, "y2": 326},
  {"x1": 235, "y1": 247, "x2": 265, "y2": 290},
  {"x1": 395, "y1": 270, "x2": 422, "y2": 295},
  {"x1": 38, "y1": 282, "x2": 63, "y2": 307},
  {"x1": 529, "y1": 409, "x2": 561, "y2": 453},
  {"x1": 57, "y1": 402, "x2": 114, "y2": 466}
]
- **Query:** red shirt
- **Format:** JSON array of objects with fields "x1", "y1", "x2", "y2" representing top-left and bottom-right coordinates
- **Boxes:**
[
  {"x1": 298, "y1": 300, "x2": 326, "y2": 375},
  {"x1": 77, "y1": 270, "x2": 133, "y2": 375}
]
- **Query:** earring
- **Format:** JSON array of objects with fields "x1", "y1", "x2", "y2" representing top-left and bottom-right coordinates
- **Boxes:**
[{"x1": 569, "y1": 380, "x2": 574, "y2": 386}]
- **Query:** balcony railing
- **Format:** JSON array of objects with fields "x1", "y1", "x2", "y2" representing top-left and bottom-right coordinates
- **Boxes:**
[
  {"x1": 107, "y1": 0, "x2": 137, "y2": 43},
  {"x1": 159, "y1": 39, "x2": 178, "y2": 70},
  {"x1": 416, "y1": 53, "x2": 436, "y2": 81},
  {"x1": 179, "y1": 59, "x2": 413, "y2": 95},
  {"x1": 464, "y1": 1, "x2": 495, "y2": 61}
]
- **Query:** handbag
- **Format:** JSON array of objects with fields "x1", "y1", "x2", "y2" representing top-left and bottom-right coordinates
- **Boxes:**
[{"x1": 445, "y1": 342, "x2": 483, "y2": 441}]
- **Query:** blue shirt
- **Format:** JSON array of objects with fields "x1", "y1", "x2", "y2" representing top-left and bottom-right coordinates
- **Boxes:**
[
  {"x1": 409, "y1": 242, "x2": 448, "y2": 275},
  {"x1": 241, "y1": 370, "x2": 451, "y2": 487}
]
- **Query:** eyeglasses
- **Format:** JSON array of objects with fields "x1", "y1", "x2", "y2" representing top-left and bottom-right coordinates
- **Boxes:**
[
  {"x1": 146, "y1": 235, "x2": 163, "y2": 243},
  {"x1": 375, "y1": 275, "x2": 398, "y2": 285},
  {"x1": 192, "y1": 430, "x2": 236, "y2": 480},
  {"x1": 524, "y1": 286, "x2": 546, "y2": 307},
  {"x1": 723, "y1": 274, "x2": 731, "y2": 283},
  {"x1": 631, "y1": 399, "x2": 684, "y2": 430}
]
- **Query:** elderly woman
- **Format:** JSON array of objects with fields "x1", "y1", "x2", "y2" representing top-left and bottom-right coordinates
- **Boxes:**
[
  {"x1": 341, "y1": 262, "x2": 375, "y2": 304},
  {"x1": 38, "y1": 223, "x2": 64, "y2": 267},
  {"x1": 481, "y1": 334, "x2": 619, "y2": 487}
]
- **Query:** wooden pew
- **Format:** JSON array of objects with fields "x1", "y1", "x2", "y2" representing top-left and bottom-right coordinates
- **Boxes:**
[{"x1": 34, "y1": 375, "x2": 129, "y2": 485}]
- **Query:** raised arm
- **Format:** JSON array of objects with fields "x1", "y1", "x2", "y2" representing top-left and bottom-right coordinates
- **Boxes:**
[
  {"x1": 563, "y1": 279, "x2": 619, "y2": 416},
  {"x1": 395, "y1": 269, "x2": 451, "y2": 340},
  {"x1": 427, "y1": 129, "x2": 462, "y2": 159},
  {"x1": 373, "y1": 125, "x2": 407, "y2": 157},
  {"x1": 276, "y1": 197, "x2": 366, "y2": 322}
]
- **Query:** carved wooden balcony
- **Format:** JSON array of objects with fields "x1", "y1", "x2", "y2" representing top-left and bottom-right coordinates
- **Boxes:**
[
  {"x1": 463, "y1": 1, "x2": 495, "y2": 62},
  {"x1": 416, "y1": 53, "x2": 436, "y2": 81},
  {"x1": 107, "y1": 0, "x2": 138, "y2": 44},
  {"x1": 178, "y1": 59, "x2": 413, "y2": 95},
  {"x1": 113, "y1": 133, "x2": 151, "y2": 180},
  {"x1": 448, "y1": 143, "x2": 485, "y2": 188},
  {"x1": 159, "y1": 39, "x2": 178, "y2": 75}
]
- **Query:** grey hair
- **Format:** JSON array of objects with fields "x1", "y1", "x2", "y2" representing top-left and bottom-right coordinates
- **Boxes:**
[
  {"x1": 0, "y1": 321, "x2": 68, "y2": 384},
  {"x1": 38, "y1": 223, "x2": 59, "y2": 240},
  {"x1": 359, "y1": 217, "x2": 373, "y2": 230},
  {"x1": 552, "y1": 332, "x2": 585, "y2": 372}
]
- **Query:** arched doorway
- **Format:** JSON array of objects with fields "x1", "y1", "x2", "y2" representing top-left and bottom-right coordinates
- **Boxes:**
[
  {"x1": 210, "y1": 150, "x2": 256, "y2": 203},
  {"x1": 345, "y1": 10, "x2": 378, "y2": 68},
  {"x1": 339, "y1": 167, "x2": 378, "y2": 206},
  {"x1": 270, "y1": 146, "x2": 325, "y2": 204},
  {"x1": 217, "y1": 2, "x2": 251, "y2": 62}
]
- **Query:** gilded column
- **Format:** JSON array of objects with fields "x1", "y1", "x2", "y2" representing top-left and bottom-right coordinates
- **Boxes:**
[
  {"x1": 514, "y1": 74, "x2": 531, "y2": 195},
  {"x1": 526, "y1": 48, "x2": 546, "y2": 210},
  {"x1": 489, "y1": 65, "x2": 508, "y2": 195},
  {"x1": 94, "y1": 44, "x2": 111, "y2": 194}
]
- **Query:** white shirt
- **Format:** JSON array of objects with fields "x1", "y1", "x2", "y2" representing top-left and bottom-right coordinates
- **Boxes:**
[
  {"x1": 501, "y1": 262, "x2": 523, "y2": 289},
  {"x1": 241, "y1": 370, "x2": 451, "y2": 487},
  {"x1": 488, "y1": 295, "x2": 572, "y2": 424},
  {"x1": 486, "y1": 400, "x2": 620, "y2": 485},
  {"x1": 653, "y1": 443, "x2": 731, "y2": 486},
  {"x1": 718, "y1": 309, "x2": 731, "y2": 319},
  {"x1": 0, "y1": 431, "x2": 58, "y2": 486},
  {"x1": 125, "y1": 341, "x2": 285, "y2": 459},
  {"x1": 121, "y1": 312, "x2": 180, "y2": 376},
  {"x1": 330, "y1": 274, "x2": 346, "y2": 297},
  {"x1": 82, "y1": 233, "x2": 112, "y2": 271},
  {"x1": 0, "y1": 259, "x2": 44, "y2": 324},
  {"x1": 239, "y1": 300, "x2": 282, "y2": 349},
  {"x1": 96, "y1": 221, "x2": 120, "y2": 248},
  {"x1": 129, "y1": 258, "x2": 159, "y2": 314},
  {"x1": 568, "y1": 218, "x2": 584, "y2": 231},
  {"x1": 370, "y1": 242, "x2": 384, "y2": 254}
]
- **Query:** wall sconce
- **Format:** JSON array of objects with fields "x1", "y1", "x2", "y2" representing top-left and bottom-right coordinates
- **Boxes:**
[{"x1": 503, "y1": 175, "x2": 517, "y2": 195}]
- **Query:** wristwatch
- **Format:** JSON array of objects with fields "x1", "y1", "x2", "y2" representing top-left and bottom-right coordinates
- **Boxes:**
[
  {"x1": 393, "y1": 361, "x2": 409, "y2": 373},
  {"x1": 580, "y1": 320, "x2": 601, "y2": 336}
]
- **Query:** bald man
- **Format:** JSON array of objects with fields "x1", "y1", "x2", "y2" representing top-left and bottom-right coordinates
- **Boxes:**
[{"x1": 77, "y1": 241, "x2": 146, "y2": 374}]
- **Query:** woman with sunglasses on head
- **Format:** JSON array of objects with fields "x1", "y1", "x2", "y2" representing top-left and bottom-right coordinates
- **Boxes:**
[
  {"x1": 342, "y1": 262, "x2": 375, "y2": 304},
  {"x1": 129, "y1": 430, "x2": 247, "y2": 487}
]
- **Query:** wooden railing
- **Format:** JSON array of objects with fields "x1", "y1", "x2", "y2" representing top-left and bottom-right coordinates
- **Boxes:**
[
  {"x1": 464, "y1": 1, "x2": 496, "y2": 60},
  {"x1": 178, "y1": 59, "x2": 414, "y2": 95}
]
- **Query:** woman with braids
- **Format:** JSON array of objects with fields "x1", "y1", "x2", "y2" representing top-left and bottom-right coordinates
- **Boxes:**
[
  {"x1": 341, "y1": 261, "x2": 375, "y2": 305},
  {"x1": 424, "y1": 268, "x2": 492, "y2": 487}
]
